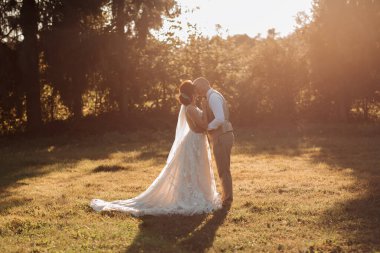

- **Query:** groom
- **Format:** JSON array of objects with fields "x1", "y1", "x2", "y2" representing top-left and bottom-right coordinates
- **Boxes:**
[{"x1": 193, "y1": 77, "x2": 234, "y2": 207}]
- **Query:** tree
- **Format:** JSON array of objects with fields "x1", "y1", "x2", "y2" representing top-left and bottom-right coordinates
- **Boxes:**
[
  {"x1": 308, "y1": 0, "x2": 380, "y2": 121},
  {"x1": 42, "y1": 0, "x2": 106, "y2": 120},
  {"x1": 105, "y1": 0, "x2": 179, "y2": 116},
  {"x1": 18, "y1": 0, "x2": 42, "y2": 130}
]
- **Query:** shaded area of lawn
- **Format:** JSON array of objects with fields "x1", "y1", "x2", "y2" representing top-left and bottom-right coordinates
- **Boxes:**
[
  {"x1": 240, "y1": 124, "x2": 380, "y2": 251},
  {"x1": 125, "y1": 205, "x2": 229, "y2": 252},
  {"x1": 0, "y1": 130, "x2": 173, "y2": 193},
  {"x1": 307, "y1": 126, "x2": 380, "y2": 252},
  {"x1": 239, "y1": 124, "x2": 380, "y2": 251}
]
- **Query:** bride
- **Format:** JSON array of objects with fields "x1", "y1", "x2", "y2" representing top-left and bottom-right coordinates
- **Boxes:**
[{"x1": 89, "y1": 80, "x2": 222, "y2": 216}]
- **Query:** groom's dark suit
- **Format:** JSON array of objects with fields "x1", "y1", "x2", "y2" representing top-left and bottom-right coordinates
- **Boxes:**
[{"x1": 205, "y1": 89, "x2": 234, "y2": 204}]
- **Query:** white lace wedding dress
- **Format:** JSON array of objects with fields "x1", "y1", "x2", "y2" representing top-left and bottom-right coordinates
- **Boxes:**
[{"x1": 89, "y1": 105, "x2": 222, "y2": 216}]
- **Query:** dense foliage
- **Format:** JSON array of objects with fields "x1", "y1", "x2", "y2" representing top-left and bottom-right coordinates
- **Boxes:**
[{"x1": 1, "y1": 0, "x2": 379, "y2": 134}]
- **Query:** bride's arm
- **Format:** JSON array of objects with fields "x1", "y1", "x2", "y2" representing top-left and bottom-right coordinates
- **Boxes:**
[{"x1": 186, "y1": 106, "x2": 208, "y2": 131}]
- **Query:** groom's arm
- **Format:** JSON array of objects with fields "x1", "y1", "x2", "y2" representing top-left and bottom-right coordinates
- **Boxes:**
[{"x1": 208, "y1": 94, "x2": 225, "y2": 130}]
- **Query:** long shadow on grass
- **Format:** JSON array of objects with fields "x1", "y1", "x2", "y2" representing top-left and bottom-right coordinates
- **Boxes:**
[
  {"x1": 125, "y1": 205, "x2": 230, "y2": 252},
  {"x1": 0, "y1": 194, "x2": 34, "y2": 215},
  {"x1": 0, "y1": 132, "x2": 172, "y2": 193},
  {"x1": 308, "y1": 125, "x2": 380, "y2": 251}
]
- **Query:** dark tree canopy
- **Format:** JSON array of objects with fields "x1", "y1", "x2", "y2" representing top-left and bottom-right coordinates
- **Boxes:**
[{"x1": 0, "y1": 0, "x2": 379, "y2": 134}]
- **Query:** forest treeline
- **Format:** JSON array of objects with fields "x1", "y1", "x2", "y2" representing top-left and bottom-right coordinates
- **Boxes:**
[{"x1": 1, "y1": 0, "x2": 379, "y2": 135}]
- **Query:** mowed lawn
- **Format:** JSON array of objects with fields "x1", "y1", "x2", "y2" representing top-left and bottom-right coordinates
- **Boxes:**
[{"x1": 0, "y1": 125, "x2": 379, "y2": 253}]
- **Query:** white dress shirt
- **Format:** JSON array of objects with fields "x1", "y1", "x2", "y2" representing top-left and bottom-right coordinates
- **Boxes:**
[{"x1": 207, "y1": 88, "x2": 225, "y2": 130}]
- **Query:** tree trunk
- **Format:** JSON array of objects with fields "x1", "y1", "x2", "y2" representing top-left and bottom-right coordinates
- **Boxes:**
[
  {"x1": 162, "y1": 81, "x2": 168, "y2": 111},
  {"x1": 118, "y1": 76, "x2": 129, "y2": 116},
  {"x1": 113, "y1": 0, "x2": 129, "y2": 117},
  {"x1": 337, "y1": 96, "x2": 349, "y2": 122},
  {"x1": 363, "y1": 98, "x2": 369, "y2": 121},
  {"x1": 19, "y1": 0, "x2": 42, "y2": 131},
  {"x1": 72, "y1": 74, "x2": 84, "y2": 119}
]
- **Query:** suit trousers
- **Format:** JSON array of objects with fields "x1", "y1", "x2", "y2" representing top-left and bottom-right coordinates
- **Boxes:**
[{"x1": 210, "y1": 131, "x2": 234, "y2": 203}]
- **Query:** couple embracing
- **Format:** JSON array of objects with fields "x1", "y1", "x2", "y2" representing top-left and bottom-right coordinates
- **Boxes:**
[{"x1": 90, "y1": 77, "x2": 234, "y2": 216}]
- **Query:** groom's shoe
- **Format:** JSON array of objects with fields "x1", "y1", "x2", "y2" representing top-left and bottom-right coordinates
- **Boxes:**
[{"x1": 222, "y1": 198, "x2": 233, "y2": 209}]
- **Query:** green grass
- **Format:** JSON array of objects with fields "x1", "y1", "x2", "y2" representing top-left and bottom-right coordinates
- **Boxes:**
[{"x1": 0, "y1": 124, "x2": 379, "y2": 252}]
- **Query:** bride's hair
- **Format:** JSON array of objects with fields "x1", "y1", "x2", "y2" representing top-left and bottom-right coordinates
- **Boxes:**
[{"x1": 179, "y1": 80, "x2": 194, "y2": 106}]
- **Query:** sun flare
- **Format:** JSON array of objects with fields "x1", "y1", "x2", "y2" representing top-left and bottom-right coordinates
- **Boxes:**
[{"x1": 161, "y1": 0, "x2": 313, "y2": 39}]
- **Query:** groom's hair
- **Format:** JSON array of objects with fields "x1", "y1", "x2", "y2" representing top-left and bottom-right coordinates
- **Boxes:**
[
  {"x1": 193, "y1": 77, "x2": 210, "y2": 90},
  {"x1": 179, "y1": 80, "x2": 194, "y2": 106}
]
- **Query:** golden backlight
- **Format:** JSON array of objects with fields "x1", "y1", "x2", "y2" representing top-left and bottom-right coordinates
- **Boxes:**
[{"x1": 161, "y1": 0, "x2": 313, "y2": 39}]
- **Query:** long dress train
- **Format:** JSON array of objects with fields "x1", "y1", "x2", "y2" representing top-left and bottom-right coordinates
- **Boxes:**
[{"x1": 89, "y1": 105, "x2": 221, "y2": 216}]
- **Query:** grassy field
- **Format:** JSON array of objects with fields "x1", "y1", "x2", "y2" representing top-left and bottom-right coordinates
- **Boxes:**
[{"x1": 0, "y1": 124, "x2": 379, "y2": 253}]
